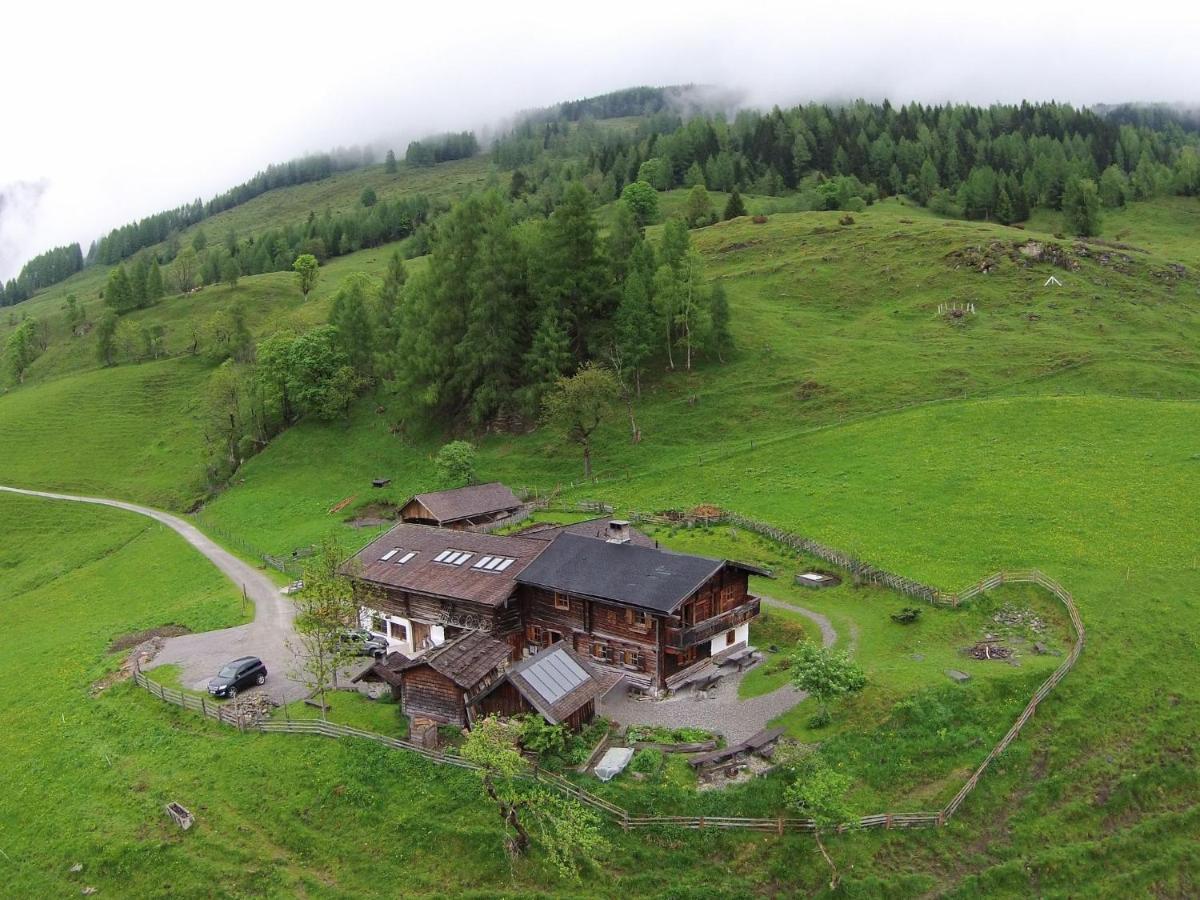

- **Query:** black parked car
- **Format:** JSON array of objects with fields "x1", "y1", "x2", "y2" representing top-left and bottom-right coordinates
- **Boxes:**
[
  {"x1": 336, "y1": 629, "x2": 389, "y2": 658},
  {"x1": 207, "y1": 657, "x2": 267, "y2": 698}
]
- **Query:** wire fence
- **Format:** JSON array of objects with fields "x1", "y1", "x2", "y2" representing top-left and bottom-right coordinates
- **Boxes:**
[
  {"x1": 191, "y1": 512, "x2": 308, "y2": 577},
  {"x1": 130, "y1": 531, "x2": 1084, "y2": 834}
]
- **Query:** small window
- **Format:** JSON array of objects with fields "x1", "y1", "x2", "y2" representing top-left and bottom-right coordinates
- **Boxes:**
[
  {"x1": 380, "y1": 548, "x2": 399, "y2": 561},
  {"x1": 591, "y1": 642, "x2": 607, "y2": 660},
  {"x1": 624, "y1": 649, "x2": 642, "y2": 668},
  {"x1": 626, "y1": 609, "x2": 651, "y2": 630},
  {"x1": 434, "y1": 549, "x2": 454, "y2": 563},
  {"x1": 435, "y1": 549, "x2": 473, "y2": 566},
  {"x1": 494, "y1": 558, "x2": 515, "y2": 571},
  {"x1": 553, "y1": 593, "x2": 570, "y2": 611},
  {"x1": 527, "y1": 625, "x2": 545, "y2": 645},
  {"x1": 397, "y1": 551, "x2": 417, "y2": 564},
  {"x1": 725, "y1": 629, "x2": 736, "y2": 647},
  {"x1": 472, "y1": 556, "x2": 495, "y2": 569},
  {"x1": 390, "y1": 621, "x2": 408, "y2": 642}
]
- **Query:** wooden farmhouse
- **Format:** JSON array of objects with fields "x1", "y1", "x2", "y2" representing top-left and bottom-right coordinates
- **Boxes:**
[
  {"x1": 399, "y1": 482, "x2": 522, "y2": 530},
  {"x1": 349, "y1": 513, "x2": 764, "y2": 696}
]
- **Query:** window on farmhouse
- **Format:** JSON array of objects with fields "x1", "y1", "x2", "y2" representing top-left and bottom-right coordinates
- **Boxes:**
[
  {"x1": 626, "y1": 608, "x2": 651, "y2": 631},
  {"x1": 527, "y1": 625, "x2": 545, "y2": 645},
  {"x1": 591, "y1": 642, "x2": 608, "y2": 661},
  {"x1": 553, "y1": 593, "x2": 571, "y2": 611},
  {"x1": 719, "y1": 583, "x2": 738, "y2": 612},
  {"x1": 623, "y1": 649, "x2": 642, "y2": 669},
  {"x1": 390, "y1": 621, "x2": 408, "y2": 642}
]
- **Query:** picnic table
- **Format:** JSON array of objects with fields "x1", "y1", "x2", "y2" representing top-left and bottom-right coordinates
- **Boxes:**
[{"x1": 688, "y1": 726, "x2": 785, "y2": 770}]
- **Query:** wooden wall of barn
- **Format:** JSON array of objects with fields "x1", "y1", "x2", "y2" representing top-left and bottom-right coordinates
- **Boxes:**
[{"x1": 401, "y1": 666, "x2": 466, "y2": 726}]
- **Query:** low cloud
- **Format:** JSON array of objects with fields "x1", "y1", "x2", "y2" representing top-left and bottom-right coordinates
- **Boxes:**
[
  {"x1": 1, "y1": 0, "x2": 1197, "y2": 281},
  {"x1": 0, "y1": 180, "x2": 49, "y2": 283}
]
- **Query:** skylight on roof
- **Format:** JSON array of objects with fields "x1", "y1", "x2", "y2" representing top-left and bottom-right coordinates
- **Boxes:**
[
  {"x1": 380, "y1": 549, "x2": 399, "y2": 561},
  {"x1": 397, "y1": 551, "x2": 416, "y2": 564},
  {"x1": 435, "y1": 549, "x2": 473, "y2": 566},
  {"x1": 472, "y1": 555, "x2": 515, "y2": 572}
]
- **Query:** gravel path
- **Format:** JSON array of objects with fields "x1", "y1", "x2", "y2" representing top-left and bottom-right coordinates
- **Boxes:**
[
  {"x1": 597, "y1": 596, "x2": 838, "y2": 744},
  {"x1": 1, "y1": 485, "x2": 306, "y2": 703}
]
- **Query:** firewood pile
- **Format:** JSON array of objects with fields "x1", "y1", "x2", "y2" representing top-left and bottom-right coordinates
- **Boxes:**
[{"x1": 966, "y1": 639, "x2": 1012, "y2": 661}]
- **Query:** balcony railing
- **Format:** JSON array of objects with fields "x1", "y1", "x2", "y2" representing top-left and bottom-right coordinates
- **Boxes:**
[{"x1": 663, "y1": 597, "x2": 760, "y2": 649}]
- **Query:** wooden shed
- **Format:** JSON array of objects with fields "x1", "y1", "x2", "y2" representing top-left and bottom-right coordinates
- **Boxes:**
[
  {"x1": 399, "y1": 483, "x2": 522, "y2": 530},
  {"x1": 353, "y1": 632, "x2": 513, "y2": 727},
  {"x1": 470, "y1": 642, "x2": 619, "y2": 731}
]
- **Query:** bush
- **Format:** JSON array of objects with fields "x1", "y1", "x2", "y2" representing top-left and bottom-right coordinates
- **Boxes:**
[
  {"x1": 628, "y1": 748, "x2": 664, "y2": 774},
  {"x1": 517, "y1": 715, "x2": 568, "y2": 755}
]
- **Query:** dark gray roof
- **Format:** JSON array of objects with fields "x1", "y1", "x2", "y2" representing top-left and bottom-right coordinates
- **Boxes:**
[{"x1": 515, "y1": 532, "x2": 724, "y2": 613}]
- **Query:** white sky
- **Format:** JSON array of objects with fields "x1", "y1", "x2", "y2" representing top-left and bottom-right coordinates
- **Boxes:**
[{"x1": 2, "y1": 0, "x2": 1197, "y2": 280}]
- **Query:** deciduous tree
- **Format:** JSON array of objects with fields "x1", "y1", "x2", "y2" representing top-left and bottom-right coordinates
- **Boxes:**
[
  {"x1": 435, "y1": 440, "x2": 477, "y2": 487},
  {"x1": 789, "y1": 642, "x2": 866, "y2": 726},
  {"x1": 293, "y1": 253, "x2": 320, "y2": 300},
  {"x1": 620, "y1": 181, "x2": 659, "y2": 228},
  {"x1": 541, "y1": 363, "x2": 620, "y2": 479},
  {"x1": 461, "y1": 715, "x2": 608, "y2": 878}
]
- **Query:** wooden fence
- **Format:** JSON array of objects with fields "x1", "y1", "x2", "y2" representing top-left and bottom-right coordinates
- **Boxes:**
[{"x1": 130, "y1": 550, "x2": 1083, "y2": 836}]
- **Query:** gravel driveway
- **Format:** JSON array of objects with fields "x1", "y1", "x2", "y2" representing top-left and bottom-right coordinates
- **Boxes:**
[
  {"x1": 1, "y1": 485, "x2": 308, "y2": 703},
  {"x1": 597, "y1": 597, "x2": 838, "y2": 744}
]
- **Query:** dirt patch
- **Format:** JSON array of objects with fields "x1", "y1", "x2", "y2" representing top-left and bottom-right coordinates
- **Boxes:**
[
  {"x1": 716, "y1": 239, "x2": 763, "y2": 254},
  {"x1": 109, "y1": 625, "x2": 191, "y2": 653},
  {"x1": 345, "y1": 501, "x2": 399, "y2": 528},
  {"x1": 92, "y1": 635, "x2": 171, "y2": 695}
]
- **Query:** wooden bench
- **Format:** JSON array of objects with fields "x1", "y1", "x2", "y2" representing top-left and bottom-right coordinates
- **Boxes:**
[{"x1": 689, "y1": 726, "x2": 785, "y2": 770}]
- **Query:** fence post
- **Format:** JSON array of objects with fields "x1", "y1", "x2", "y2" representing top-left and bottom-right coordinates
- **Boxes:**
[{"x1": 201, "y1": 696, "x2": 206, "y2": 718}]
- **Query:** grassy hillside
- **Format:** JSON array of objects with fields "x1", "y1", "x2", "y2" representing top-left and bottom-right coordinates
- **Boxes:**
[
  {"x1": 0, "y1": 157, "x2": 483, "y2": 356},
  {"x1": 3, "y1": 189, "x2": 1200, "y2": 895}
]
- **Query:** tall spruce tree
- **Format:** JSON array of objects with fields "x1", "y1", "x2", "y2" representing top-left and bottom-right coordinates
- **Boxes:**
[
  {"x1": 723, "y1": 188, "x2": 747, "y2": 220},
  {"x1": 104, "y1": 265, "x2": 134, "y2": 314}
]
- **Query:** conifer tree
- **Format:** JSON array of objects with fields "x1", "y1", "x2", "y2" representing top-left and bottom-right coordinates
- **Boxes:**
[
  {"x1": 523, "y1": 308, "x2": 573, "y2": 412},
  {"x1": 723, "y1": 188, "x2": 747, "y2": 220},
  {"x1": 130, "y1": 257, "x2": 149, "y2": 309},
  {"x1": 708, "y1": 281, "x2": 733, "y2": 363},
  {"x1": 104, "y1": 265, "x2": 134, "y2": 313},
  {"x1": 384, "y1": 149, "x2": 397, "y2": 174},
  {"x1": 1062, "y1": 177, "x2": 1102, "y2": 236},
  {"x1": 146, "y1": 259, "x2": 164, "y2": 302}
]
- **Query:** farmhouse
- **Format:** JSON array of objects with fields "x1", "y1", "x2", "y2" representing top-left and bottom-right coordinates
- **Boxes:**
[
  {"x1": 515, "y1": 529, "x2": 764, "y2": 692},
  {"x1": 399, "y1": 482, "x2": 522, "y2": 530},
  {"x1": 349, "y1": 513, "x2": 763, "y2": 695}
]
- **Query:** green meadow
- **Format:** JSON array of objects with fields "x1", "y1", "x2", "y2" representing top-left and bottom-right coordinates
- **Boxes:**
[{"x1": 2, "y1": 184, "x2": 1199, "y2": 895}]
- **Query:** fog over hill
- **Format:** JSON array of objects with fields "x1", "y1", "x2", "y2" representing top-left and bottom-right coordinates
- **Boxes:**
[{"x1": 2, "y1": 0, "x2": 1198, "y2": 280}]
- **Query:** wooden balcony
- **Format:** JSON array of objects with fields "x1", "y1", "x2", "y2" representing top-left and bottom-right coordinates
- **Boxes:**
[{"x1": 663, "y1": 597, "x2": 760, "y2": 650}]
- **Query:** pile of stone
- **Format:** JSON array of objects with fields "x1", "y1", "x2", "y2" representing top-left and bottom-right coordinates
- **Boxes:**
[{"x1": 992, "y1": 604, "x2": 1046, "y2": 634}]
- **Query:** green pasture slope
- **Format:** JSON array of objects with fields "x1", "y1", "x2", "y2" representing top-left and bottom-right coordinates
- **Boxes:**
[{"x1": 2, "y1": 192, "x2": 1199, "y2": 895}]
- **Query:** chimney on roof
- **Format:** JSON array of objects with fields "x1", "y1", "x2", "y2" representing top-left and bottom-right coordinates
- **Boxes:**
[{"x1": 606, "y1": 520, "x2": 631, "y2": 544}]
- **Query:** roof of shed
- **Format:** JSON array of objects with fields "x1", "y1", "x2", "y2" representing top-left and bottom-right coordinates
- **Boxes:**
[
  {"x1": 397, "y1": 631, "x2": 512, "y2": 688},
  {"x1": 515, "y1": 532, "x2": 726, "y2": 613},
  {"x1": 474, "y1": 642, "x2": 619, "y2": 724},
  {"x1": 403, "y1": 482, "x2": 521, "y2": 524},
  {"x1": 349, "y1": 523, "x2": 545, "y2": 606}
]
